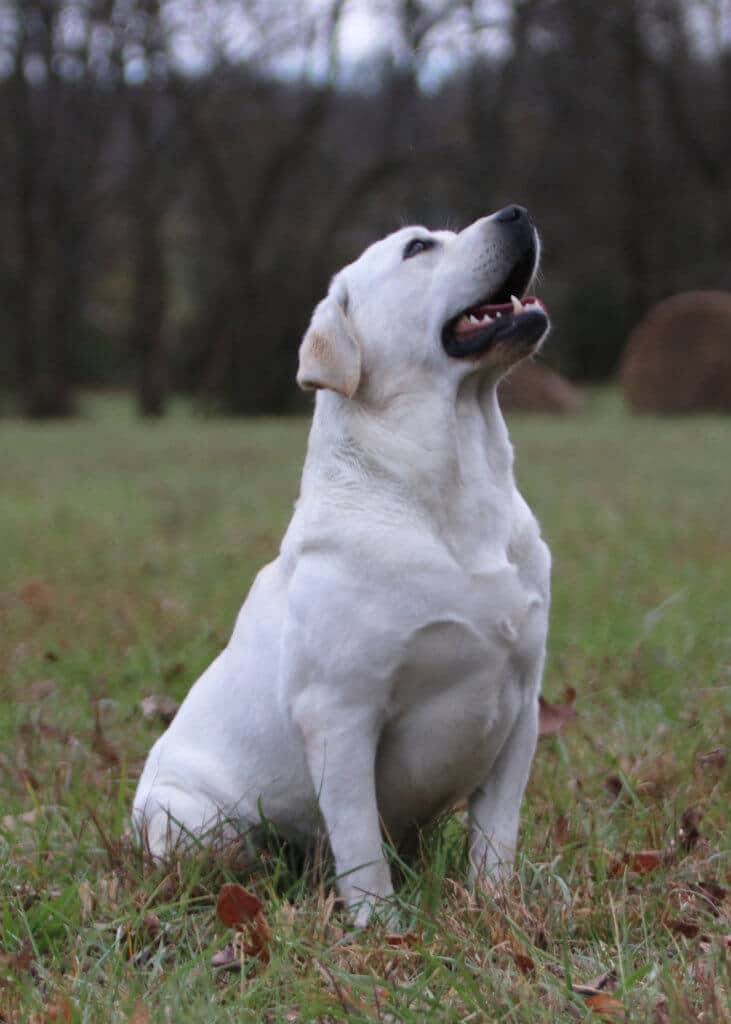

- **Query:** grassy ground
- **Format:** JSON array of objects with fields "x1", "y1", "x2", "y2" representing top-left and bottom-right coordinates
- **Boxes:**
[{"x1": 0, "y1": 392, "x2": 729, "y2": 1023}]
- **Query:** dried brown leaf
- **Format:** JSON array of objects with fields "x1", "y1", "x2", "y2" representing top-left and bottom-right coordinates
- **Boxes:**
[
  {"x1": 538, "y1": 687, "x2": 577, "y2": 737},
  {"x1": 582, "y1": 970, "x2": 616, "y2": 993},
  {"x1": 216, "y1": 883, "x2": 270, "y2": 964},
  {"x1": 216, "y1": 883, "x2": 264, "y2": 928},
  {"x1": 511, "y1": 951, "x2": 536, "y2": 975},
  {"x1": 610, "y1": 849, "x2": 663, "y2": 876},
  {"x1": 141, "y1": 913, "x2": 161, "y2": 942},
  {"x1": 19, "y1": 579, "x2": 54, "y2": 613},
  {"x1": 668, "y1": 918, "x2": 700, "y2": 939},
  {"x1": 653, "y1": 1001, "x2": 671, "y2": 1024},
  {"x1": 679, "y1": 806, "x2": 703, "y2": 851},
  {"x1": 693, "y1": 880, "x2": 727, "y2": 910},
  {"x1": 384, "y1": 932, "x2": 419, "y2": 947},
  {"x1": 0, "y1": 941, "x2": 33, "y2": 979},
  {"x1": 584, "y1": 992, "x2": 626, "y2": 1020},
  {"x1": 129, "y1": 1001, "x2": 149, "y2": 1024},
  {"x1": 604, "y1": 774, "x2": 624, "y2": 799},
  {"x1": 695, "y1": 747, "x2": 727, "y2": 771},
  {"x1": 40, "y1": 999, "x2": 73, "y2": 1023},
  {"x1": 19, "y1": 720, "x2": 70, "y2": 744}
]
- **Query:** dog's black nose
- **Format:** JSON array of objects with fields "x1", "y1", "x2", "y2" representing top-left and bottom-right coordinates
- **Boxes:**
[{"x1": 493, "y1": 204, "x2": 530, "y2": 224}]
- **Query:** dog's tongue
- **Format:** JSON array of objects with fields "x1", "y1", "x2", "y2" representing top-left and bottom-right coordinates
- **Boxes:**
[{"x1": 479, "y1": 301, "x2": 515, "y2": 317}]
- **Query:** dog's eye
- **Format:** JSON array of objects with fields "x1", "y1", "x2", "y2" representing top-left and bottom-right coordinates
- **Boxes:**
[{"x1": 403, "y1": 238, "x2": 435, "y2": 260}]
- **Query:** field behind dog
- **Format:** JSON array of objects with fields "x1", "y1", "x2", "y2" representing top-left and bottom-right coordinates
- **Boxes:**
[{"x1": 1, "y1": 392, "x2": 729, "y2": 1023}]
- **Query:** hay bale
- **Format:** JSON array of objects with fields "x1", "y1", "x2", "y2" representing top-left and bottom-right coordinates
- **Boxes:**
[
  {"x1": 499, "y1": 361, "x2": 581, "y2": 414},
  {"x1": 621, "y1": 291, "x2": 731, "y2": 413}
]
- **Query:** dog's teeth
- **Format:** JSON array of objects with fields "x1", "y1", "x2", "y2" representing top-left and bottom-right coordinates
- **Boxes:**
[
  {"x1": 495, "y1": 311, "x2": 502, "y2": 318},
  {"x1": 469, "y1": 315, "x2": 480, "y2": 324},
  {"x1": 511, "y1": 294, "x2": 524, "y2": 314}
]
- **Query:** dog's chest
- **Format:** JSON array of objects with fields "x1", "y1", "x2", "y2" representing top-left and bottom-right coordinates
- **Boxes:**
[
  {"x1": 396, "y1": 559, "x2": 542, "y2": 701},
  {"x1": 373, "y1": 558, "x2": 545, "y2": 829}
]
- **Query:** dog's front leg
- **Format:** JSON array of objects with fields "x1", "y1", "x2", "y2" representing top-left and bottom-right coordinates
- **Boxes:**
[
  {"x1": 293, "y1": 693, "x2": 394, "y2": 927},
  {"x1": 468, "y1": 694, "x2": 539, "y2": 889}
]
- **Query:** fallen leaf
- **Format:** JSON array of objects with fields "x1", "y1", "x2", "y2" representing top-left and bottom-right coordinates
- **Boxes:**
[
  {"x1": 384, "y1": 932, "x2": 418, "y2": 947},
  {"x1": 653, "y1": 1001, "x2": 671, "y2": 1024},
  {"x1": 141, "y1": 913, "x2": 161, "y2": 941},
  {"x1": 129, "y1": 1001, "x2": 149, "y2": 1024},
  {"x1": 693, "y1": 880, "x2": 727, "y2": 910},
  {"x1": 216, "y1": 883, "x2": 270, "y2": 963},
  {"x1": 19, "y1": 720, "x2": 70, "y2": 744},
  {"x1": 216, "y1": 883, "x2": 264, "y2": 928},
  {"x1": 16, "y1": 768, "x2": 38, "y2": 790},
  {"x1": 604, "y1": 774, "x2": 624, "y2": 798},
  {"x1": 19, "y1": 579, "x2": 54, "y2": 613},
  {"x1": 668, "y1": 918, "x2": 700, "y2": 939},
  {"x1": 679, "y1": 806, "x2": 702, "y2": 850},
  {"x1": 511, "y1": 951, "x2": 536, "y2": 975},
  {"x1": 695, "y1": 747, "x2": 726, "y2": 772},
  {"x1": 0, "y1": 941, "x2": 33, "y2": 977},
  {"x1": 581, "y1": 969, "x2": 617, "y2": 993},
  {"x1": 140, "y1": 694, "x2": 180, "y2": 725},
  {"x1": 584, "y1": 992, "x2": 626, "y2": 1020},
  {"x1": 40, "y1": 999, "x2": 73, "y2": 1022},
  {"x1": 538, "y1": 687, "x2": 577, "y2": 737},
  {"x1": 610, "y1": 850, "x2": 663, "y2": 876},
  {"x1": 552, "y1": 813, "x2": 570, "y2": 845}
]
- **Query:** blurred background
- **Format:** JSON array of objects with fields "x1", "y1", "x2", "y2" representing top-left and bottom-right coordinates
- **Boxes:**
[{"x1": 1, "y1": 0, "x2": 730, "y2": 418}]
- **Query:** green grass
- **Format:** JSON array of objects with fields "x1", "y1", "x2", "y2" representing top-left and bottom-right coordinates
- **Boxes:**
[{"x1": 1, "y1": 391, "x2": 729, "y2": 1022}]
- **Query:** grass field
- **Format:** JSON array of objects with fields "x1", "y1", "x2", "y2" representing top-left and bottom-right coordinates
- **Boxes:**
[{"x1": 1, "y1": 392, "x2": 729, "y2": 1022}]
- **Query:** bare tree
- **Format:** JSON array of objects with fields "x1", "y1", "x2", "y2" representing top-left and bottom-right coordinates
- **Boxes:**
[{"x1": 3, "y1": 0, "x2": 119, "y2": 416}]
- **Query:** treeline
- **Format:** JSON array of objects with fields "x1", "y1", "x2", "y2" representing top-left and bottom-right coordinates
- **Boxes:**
[{"x1": 1, "y1": 0, "x2": 729, "y2": 416}]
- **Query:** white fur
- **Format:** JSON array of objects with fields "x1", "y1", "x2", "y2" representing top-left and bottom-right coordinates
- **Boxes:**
[{"x1": 133, "y1": 212, "x2": 552, "y2": 925}]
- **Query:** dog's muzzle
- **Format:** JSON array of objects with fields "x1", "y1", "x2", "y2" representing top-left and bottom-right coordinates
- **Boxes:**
[{"x1": 442, "y1": 206, "x2": 550, "y2": 360}]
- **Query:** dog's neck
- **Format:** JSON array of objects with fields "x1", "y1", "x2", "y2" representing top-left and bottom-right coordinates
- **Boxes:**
[{"x1": 295, "y1": 376, "x2": 518, "y2": 565}]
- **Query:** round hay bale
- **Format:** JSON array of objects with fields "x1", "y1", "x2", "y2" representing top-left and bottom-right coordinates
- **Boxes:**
[
  {"x1": 621, "y1": 291, "x2": 731, "y2": 413},
  {"x1": 499, "y1": 361, "x2": 581, "y2": 414}
]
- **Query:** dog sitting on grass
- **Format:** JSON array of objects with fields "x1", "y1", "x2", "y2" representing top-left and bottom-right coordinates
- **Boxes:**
[{"x1": 133, "y1": 205, "x2": 552, "y2": 926}]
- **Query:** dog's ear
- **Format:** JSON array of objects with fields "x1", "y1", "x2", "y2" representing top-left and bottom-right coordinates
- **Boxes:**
[{"x1": 297, "y1": 283, "x2": 361, "y2": 399}]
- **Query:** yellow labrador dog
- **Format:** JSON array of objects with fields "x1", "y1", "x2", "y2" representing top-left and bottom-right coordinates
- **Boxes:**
[{"x1": 133, "y1": 205, "x2": 551, "y2": 925}]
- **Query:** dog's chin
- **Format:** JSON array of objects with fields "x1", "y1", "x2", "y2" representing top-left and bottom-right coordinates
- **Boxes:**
[{"x1": 442, "y1": 299, "x2": 550, "y2": 362}]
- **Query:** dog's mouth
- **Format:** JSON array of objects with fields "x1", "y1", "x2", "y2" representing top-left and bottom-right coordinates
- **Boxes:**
[{"x1": 442, "y1": 254, "x2": 549, "y2": 360}]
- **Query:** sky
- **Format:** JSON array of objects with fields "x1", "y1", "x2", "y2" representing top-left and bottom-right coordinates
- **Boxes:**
[{"x1": 162, "y1": 0, "x2": 514, "y2": 87}]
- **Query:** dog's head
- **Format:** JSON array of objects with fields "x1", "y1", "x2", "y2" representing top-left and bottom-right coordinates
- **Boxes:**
[{"x1": 297, "y1": 206, "x2": 550, "y2": 402}]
